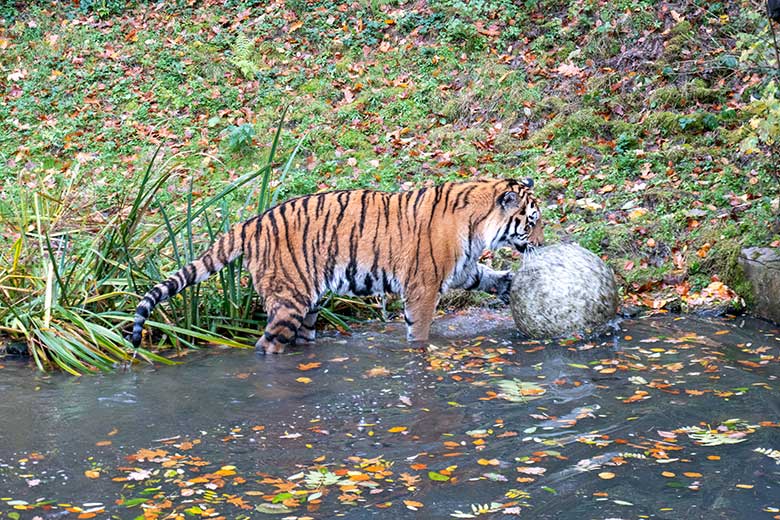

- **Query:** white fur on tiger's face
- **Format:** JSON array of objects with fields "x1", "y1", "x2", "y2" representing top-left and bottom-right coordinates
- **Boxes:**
[{"x1": 131, "y1": 178, "x2": 543, "y2": 354}]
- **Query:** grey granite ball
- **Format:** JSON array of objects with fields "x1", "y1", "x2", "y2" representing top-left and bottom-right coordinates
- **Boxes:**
[{"x1": 510, "y1": 243, "x2": 619, "y2": 338}]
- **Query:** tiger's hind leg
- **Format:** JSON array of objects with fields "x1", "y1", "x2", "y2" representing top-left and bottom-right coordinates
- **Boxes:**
[
  {"x1": 295, "y1": 309, "x2": 319, "y2": 345},
  {"x1": 256, "y1": 297, "x2": 309, "y2": 354}
]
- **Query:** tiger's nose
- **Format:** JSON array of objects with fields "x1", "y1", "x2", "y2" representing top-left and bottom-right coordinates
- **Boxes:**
[{"x1": 529, "y1": 222, "x2": 544, "y2": 246}]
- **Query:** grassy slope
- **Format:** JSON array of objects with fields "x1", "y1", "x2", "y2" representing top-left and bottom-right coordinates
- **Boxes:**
[{"x1": 1, "y1": 0, "x2": 778, "y2": 308}]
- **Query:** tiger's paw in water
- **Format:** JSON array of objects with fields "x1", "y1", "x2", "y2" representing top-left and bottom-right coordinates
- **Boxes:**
[{"x1": 256, "y1": 336, "x2": 286, "y2": 354}]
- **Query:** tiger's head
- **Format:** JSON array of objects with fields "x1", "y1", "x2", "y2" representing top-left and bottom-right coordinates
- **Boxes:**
[{"x1": 485, "y1": 178, "x2": 544, "y2": 253}]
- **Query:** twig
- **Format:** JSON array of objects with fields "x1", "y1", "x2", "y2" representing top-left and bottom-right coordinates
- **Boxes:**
[{"x1": 769, "y1": 0, "x2": 780, "y2": 73}]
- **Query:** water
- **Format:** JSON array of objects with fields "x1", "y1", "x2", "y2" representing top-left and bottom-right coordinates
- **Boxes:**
[{"x1": 1, "y1": 310, "x2": 779, "y2": 519}]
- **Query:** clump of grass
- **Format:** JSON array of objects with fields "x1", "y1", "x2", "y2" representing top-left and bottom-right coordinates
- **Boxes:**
[{"x1": 0, "y1": 110, "x2": 337, "y2": 374}]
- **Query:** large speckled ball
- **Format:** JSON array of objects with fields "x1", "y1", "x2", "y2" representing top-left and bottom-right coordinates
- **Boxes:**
[{"x1": 510, "y1": 243, "x2": 619, "y2": 338}]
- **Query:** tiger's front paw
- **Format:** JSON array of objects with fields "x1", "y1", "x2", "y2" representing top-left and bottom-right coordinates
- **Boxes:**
[{"x1": 495, "y1": 271, "x2": 513, "y2": 304}]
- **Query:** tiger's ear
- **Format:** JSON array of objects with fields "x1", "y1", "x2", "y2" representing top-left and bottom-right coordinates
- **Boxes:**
[
  {"x1": 498, "y1": 191, "x2": 519, "y2": 209},
  {"x1": 521, "y1": 178, "x2": 534, "y2": 188}
]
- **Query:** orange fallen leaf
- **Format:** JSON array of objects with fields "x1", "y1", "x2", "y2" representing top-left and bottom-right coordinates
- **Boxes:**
[
  {"x1": 598, "y1": 471, "x2": 615, "y2": 480},
  {"x1": 84, "y1": 469, "x2": 100, "y2": 479},
  {"x1": 298, "y1": 362, "x2": 322, "y2": 371},
  {"x1": 683, "y1": 472, "x2": 702, "y2": 478},
  {"x1": 661, "y1": 471, "x2": 676, "y2": 478},
  {"x1": 403, "y1": 500, "x2": 424, "y2": 509},
  {"x1": 365, "y1": 366, "x2": 390, "y2": 377},
  {"x1": 400, "y1": 472, "x2": 421, "y2": 486},
  {"x1": 95, "y1": 440, "x2": 112, "y2": 447}
]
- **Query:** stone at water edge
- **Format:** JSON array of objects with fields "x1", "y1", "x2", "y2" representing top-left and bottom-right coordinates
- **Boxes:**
[
  {"x1": 509, "y1": 243, "x2": 619, "y2": 338},
  {"x1": 739, "y1": 247, "x2": 780, "y2": 324}
]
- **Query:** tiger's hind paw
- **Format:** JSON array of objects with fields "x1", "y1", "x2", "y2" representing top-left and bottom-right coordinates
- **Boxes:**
[{"x1": 255, "y1": 336, "x2": 286, "y2": 354}]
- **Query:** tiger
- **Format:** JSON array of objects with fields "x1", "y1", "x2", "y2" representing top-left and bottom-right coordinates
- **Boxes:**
[{"x1": 130, "y1": 178, "x2": 544, "y2": 354}]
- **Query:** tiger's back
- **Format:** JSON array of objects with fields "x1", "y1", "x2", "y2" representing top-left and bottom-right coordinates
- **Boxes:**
[{"x1": 131, "y1": 179, "x2": 543, "y2": 353}]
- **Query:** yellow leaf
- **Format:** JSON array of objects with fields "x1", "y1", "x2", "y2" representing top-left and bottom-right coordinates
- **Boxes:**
[
  {"x1": 388, "y1": 426, "x2": 407, "y2": 433},
  {"x1": 296, "y1": 377, "x2": 312, "y2": 384},
  {"x1": 628, "y1": 208, "x2": 648, "y2": 221},
  {"x1": 477, "y1": 458, "x2": 499, "y2": 466},
  {"x1": 84, "y1": 470, "x2": 100, "y2": 479},
  {"x1": 598, "y1": 472, "x2": 615, "y2": 480}
]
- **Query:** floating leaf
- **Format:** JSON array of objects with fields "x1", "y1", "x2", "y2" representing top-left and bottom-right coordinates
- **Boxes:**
[
  {"x1": 755, "y1": 447, "x2": 780, "y2": 464},
  {"x1": 255, "y1": 503, "x2": 294, "y2": 514},
  {"x1": 495, "y1": 379, "x2": 546, "y2": 402},
  {"x1": 404, "y1": 500, "x2": 424, "y2": 510},
  {"x1": 428, "y1": 471, "x2": 450, "y2": 481}
]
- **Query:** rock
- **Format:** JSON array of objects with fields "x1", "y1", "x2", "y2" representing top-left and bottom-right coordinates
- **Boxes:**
[
  {"x1": 510, "y1": 243, "x2": 619, "y2": 338},
  {"x1": 739, "y1": 247, "x2": 780, "y2": 324}
]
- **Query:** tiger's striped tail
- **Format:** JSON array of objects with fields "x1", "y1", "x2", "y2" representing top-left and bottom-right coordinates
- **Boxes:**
[{"x1": 130, "y1": 222, "x2": 246, "y2": 348}]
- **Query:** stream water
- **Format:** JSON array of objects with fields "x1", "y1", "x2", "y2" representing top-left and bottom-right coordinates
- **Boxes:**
[{"x1": 1, "y1": 310, "x2": 779, "y2": 519}]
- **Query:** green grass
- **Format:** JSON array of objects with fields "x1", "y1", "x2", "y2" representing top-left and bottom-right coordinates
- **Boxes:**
[{"x1": 1, "y1": 0, "x2": 779, "y2": 371}]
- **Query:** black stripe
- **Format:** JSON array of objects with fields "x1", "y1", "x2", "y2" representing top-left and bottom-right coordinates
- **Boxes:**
[
  {"x1": 202, "y1": 255, "x2": 215, "y2": 273},
  {"x1": 282, "y1": 208, "x2": 312, "y2": 295},
  {"x1": 358, "y1": 191, "x2": 369, "y2": 234},
  {"x1": 442, "y1": 183, "x2": 452, "y2": 213},
  {"x1": 162, "y1": 279, "x2": 178, "y2": 296},
  {"x1": 273, "y1": 319, "x2": 299, "y2": 332}
]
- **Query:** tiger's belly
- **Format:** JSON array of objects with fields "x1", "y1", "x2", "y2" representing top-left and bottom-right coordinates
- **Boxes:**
[{"x1": 325, "y1": 266, "x2": 403, "y2": 298}]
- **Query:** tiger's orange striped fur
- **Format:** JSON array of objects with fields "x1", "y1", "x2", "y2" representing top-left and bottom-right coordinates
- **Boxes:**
[{"x1": 131, "y1": 178, "x2": 543, "y2": 353}]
